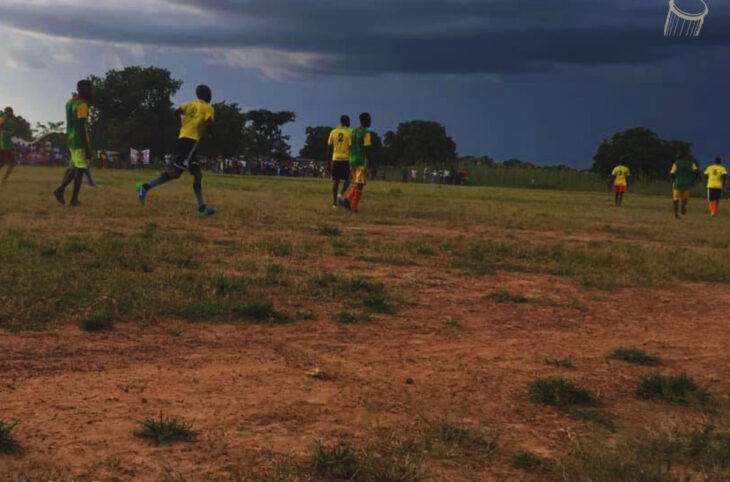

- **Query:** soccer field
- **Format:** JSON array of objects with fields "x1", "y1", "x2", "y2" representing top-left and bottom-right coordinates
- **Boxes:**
[{"x1": 2, "y1": 167, "x2": 730, "y2": 480}]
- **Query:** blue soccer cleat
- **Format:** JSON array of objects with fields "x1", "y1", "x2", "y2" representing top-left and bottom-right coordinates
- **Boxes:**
[
  {"x1": 136, "y1": 183, "x2": 147, "y2": 206},
  {"x1": 197, "y1": 207, "x2": 218, "y2": 219}
]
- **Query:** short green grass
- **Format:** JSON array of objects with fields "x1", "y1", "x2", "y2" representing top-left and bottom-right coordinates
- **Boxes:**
[
  {"x1": 608, "y1": 346, "x2": 661, "y2": 366},
  {"x1": 134, "y1": 415, "x2": 196, "y2": 445},
  {"x1": 3, "y1": 168, "x2": 730, "y2": 332},
  {"x1": 80, "y1": 313, "x2": 114, "y2": 332},
  {"x1": 636, "y1": 374, "x2": 710, "y2": 406},
  {"x1": 336, "y1": 310, "x2": 372, "y2": 324}
]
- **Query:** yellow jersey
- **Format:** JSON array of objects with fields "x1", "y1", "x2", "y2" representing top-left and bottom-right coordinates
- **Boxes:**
[
  {"x1": 705, "y1": 164, "x2": 728, "y2": 190},
  {"x1": 178, "y1": 99, "x2": 215, "y2": 141},
  {"x1": 611, "y1": 165, "x2": 630, "y2": 187},
  {"x1": 327, "y1": 126, "x2": 352, "y2": 161}
]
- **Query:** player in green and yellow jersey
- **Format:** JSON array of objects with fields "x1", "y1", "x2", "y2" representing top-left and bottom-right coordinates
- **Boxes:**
[
  {"x1": 704, "y1": 157, "x2": 727, "y2": 217},
  {"x1": 54, "y1": 80, "x2": 92, "y2": 206},
  {"x1": 343, "y1": 113, "x2": 373, "y2": 213},
  {"x1": 136, "y1": 85, "x2": 217, "y2": 218},
  {"x1": 670, "y1": 151, "x2": 699, "y2": 219},
  {"x1": 610, "y1": 159, "x2": 630, "y2": 207},
  {"x1": 327, "y1": 115, "x2": 352, "y2": 208},
  {"x1": 0, "y1": 107, "x2": 17, "y2": 186}
]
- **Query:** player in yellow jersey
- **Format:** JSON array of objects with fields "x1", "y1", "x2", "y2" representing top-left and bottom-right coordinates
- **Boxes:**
[
  {"x1": 136, "y1": 85, "x2": 217, "y2": 218},
  {"x1": 610, "y1": 159, "x2": 630, "y2": 207},
  {"x1": 704, "y1": 158, "x2": 727, "y2": 217},
  {"x1": 327, "y1": 115, "x2": 352, "y2": 208}
]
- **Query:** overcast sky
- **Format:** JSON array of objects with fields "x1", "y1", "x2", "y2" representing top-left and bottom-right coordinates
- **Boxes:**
[{"x1": 1, "y1": 0, "x2": 728, "y2": 166}]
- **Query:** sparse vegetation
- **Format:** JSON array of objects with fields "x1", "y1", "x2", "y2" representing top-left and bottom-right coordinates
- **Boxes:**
[
  {"x1": 544, "y1": 356, "x2": 575, "y2": 369},
  {"x1": 336, "y1": 310, "x2": 372, "y2": 324},
  {"x1": 486, "y1": 290, "x2": 529, "y2": 303},
  {"x1": 317, "y1": 226, "x2": 342, "y2": 237},
  {"x1": 310, "y1": 441, "x2": 359, "y2": 479},
  {"x1": 134, "y1": 415, "x2": 196, "y2": 445},
  {"x1": 528, "y1": 378, "x2": 596, "y2": 408},
  {"x1": 608, "y1": 346, "x2": 661, "y2": 366},
  {"x1": 512, "y1": 451, "x2": 547, "y2": 471},
  {"x1": 636, "y1": 374, "x2": 709, "y2": 406},
  {"x1": 420, "y1": 417, "x2": 498, "y2": 455},
  {"x1": 80, "y1": 313, "x2": 114, "y2": 332},
  {"x1": 0, "y1": 420, "x2": 20, "y2": 454}
]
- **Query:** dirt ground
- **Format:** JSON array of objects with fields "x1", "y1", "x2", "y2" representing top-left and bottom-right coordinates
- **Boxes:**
[{"x1": 2, "y1": 255, "x2": 729, "y2": 481}]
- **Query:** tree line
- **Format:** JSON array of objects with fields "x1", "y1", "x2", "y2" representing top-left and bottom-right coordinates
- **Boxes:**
[{"x1": 13, "y1": 66, "x2": 699, "y2": 180}]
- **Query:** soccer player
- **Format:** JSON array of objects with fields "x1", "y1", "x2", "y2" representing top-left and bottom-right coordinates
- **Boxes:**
[
  {"x1": 704, "y1": 157, "x2": 727, "y2": 217},
  {"x1": 136, "y1": 85, "x2": 217, "y2": 218},
  {"x1": 670, "y1": 152, "x2": 699, "y2": 219},
  {"x1": 0, "y1": 107, "x2": 16, "y2": 186},
  {"x1": 327, "y1": 115, "x2": 352, "y2": 208},
  {"x1": 610, "y1": 159, "x2": 630, "y2": 207},
  {"x1": 54, "y1": 81, "x2": 93, "y2": 206},
  {"x1": 343, "y1": 113, "x2": 373, "y2": 213}
]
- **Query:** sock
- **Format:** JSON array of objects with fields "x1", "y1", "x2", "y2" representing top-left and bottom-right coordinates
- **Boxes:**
[
  {"x1": 351, "y1": 188, "x2": 363, "y2": 212},
  {"x1": 710, "y1": 201, "x2": 718, "y2": 214},
  {"x1": 345, "y1": 187, "x2": 357, "y2": 201},
  {"x1": 144, "y1": 172, "x2": 171, "y2": 191},
  {"x1": 193, "y1": 180, "x2": 205, "y2": 211}
]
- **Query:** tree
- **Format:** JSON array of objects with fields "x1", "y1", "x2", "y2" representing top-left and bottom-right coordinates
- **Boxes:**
[
  {"x1": 13, "y1": 116, "x2": 34, "y2": 141},
  {"x1": 500, "y1": 158, "x2": 535, "y2": 169},
  {"x1": 87, "y1": 66, "x2": 183, "y2": 156},
  {"x1": 385, "y1": 121, "x2": 456, "y2": 166},
  {"x1": 243, "y1": 110, "x2": 296, "y2": 161},
  {"x1": 198, "y1": 102, "x2": 247, "y2": 157},
  {"x1": 592, "y1": 127, "x2": 692, "y2": 179},
  {"x1": 299, "y1": 126, "x2": 332, "y2": 160},
  {"x1": 33, "y1": 120, "x2": 66, "y2": 148}
]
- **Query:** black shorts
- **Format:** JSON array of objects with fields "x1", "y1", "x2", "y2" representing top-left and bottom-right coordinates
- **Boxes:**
[
  {"x1": 171, "y1": 138, "x2": 199, "y2": 173},
  {"x1": 708, "y1": 188, "x2": 723, "y2": 202},
  {"x1": 332, "y1": 161, "x2": 350, "y2": 181}
]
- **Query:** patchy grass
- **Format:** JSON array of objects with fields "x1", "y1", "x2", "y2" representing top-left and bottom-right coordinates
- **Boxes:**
[
  {"x1": 528, "y1": 378, "x2": 596, "y2": 408},
  {"x1": 485, "y1": 290, "x2": 529, "y2": 303},
  {"x1": 134, "y1": 415, "x2": 196, "y2": 445},
  {"x1": 608, "y1": 346, "x2": 661, "y2": 366},
  {"x1": 0, "y1": 420, "x2": 20, "y2": 454},
  {"x1": 544, "y1": 356, "x2": 575, "y2": 369},
  {"x1": 420, "y1": 417, "x2": 498, "y2": 455},
  {"x1": 310, "y1": 441, "x2": 359, "y2": 479},
  {"x1": 636, "y1": 374, "x2": 710, "y2": 406},
  {"x1": 363, "y1": 293, "x2": 396, "y2": 314},
  {"x1": 163, "y1": 301, "x2": 289, "y2": 324},
  {"x1": 295, "y1": 310, "x2": 318, "y2": 321},
  {"x1": 80, "y1": 313, "x2": 114, "y2": 332},
  {"x1": 336, "y1": 310, "x2": 372, "y2": 324},
  {"x1": 556, "y1": 424, "x2": 730, "y2": 481},
  {"x1": 512, "y1": 451, "x2": 547, "y2": 472},
  {"x1": 317, "y1": 226, "x2": 342, "y2": 237}
]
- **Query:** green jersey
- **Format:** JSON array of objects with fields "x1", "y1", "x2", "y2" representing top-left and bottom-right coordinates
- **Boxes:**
[
  {"x1": 671, "y1": 159, "x2": 697, "y2": 190},
  {"x1": 349, "y1": 127, "x2": 372, "y2": 167},
  {"x1": 66, "y1": 97, "x2": 90, "y2": 150},
  {"x1": 0, "y1": 116, "x2": 15, "y2": 150}
]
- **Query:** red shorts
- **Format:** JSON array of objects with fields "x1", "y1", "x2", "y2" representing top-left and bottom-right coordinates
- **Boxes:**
[
  {"x1": 0, "y1": 150, "x2": 13, "y2": 163},
  {"x1": 614, "y1": 186, "x2": 627, "y2": 194}
]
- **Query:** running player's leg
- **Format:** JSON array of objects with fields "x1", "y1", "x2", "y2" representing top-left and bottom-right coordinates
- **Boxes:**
[
  {"x1": 681, "y1": 191, "x2": 689, "y2": 215},
  {"x1": 69, "y1": 167, "x2": 85, "y2": 206},
  {"x1": 672, "y1": 190, "x2": 680, "y2": 219},
  {"x1": 137, "y1": 139, "x2": 191, "y2": 204},
  {"x1": 332, "y1": 179, "x2": 340, "y2": 207},
  {"x1": 190, "y1": 164, "x2": 216, "y2": 217},
  {"x1": 85, "y1": 168, "x2": 96, "y2": 187}
]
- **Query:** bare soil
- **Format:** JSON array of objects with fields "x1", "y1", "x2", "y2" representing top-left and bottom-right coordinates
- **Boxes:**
[{"x1": 2, "y1": 240, "x2": 729, "y2": 480}]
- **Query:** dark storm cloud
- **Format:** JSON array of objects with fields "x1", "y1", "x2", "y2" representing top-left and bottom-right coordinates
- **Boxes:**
[{"x1": 0, "y1": 0, "x2": 728, "y2": 76}]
